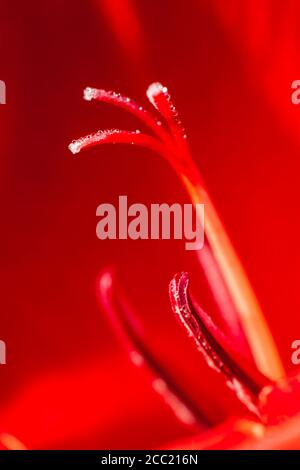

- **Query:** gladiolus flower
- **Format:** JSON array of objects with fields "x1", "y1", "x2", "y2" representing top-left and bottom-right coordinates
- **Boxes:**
[{"x1": 67, "y1": 82, "x2": 300, "y2": 449}]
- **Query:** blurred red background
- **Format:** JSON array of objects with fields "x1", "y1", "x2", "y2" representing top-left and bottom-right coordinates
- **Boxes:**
[{"x1": 1, "y1": 0, "x2": 300, "y2": 449}]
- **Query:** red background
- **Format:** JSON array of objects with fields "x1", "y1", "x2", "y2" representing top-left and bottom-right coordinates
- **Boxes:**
[{"x1": 0, "y1": 0, "x2": 300, "y2": 449}]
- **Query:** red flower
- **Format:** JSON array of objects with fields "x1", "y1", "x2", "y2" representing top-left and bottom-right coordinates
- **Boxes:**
[
  {"x1": 66, "y1": 81, "x2": 300, "y2": 449},
  {"x1": 2, "y1": 0, "x2": 300, "y2": 450}
]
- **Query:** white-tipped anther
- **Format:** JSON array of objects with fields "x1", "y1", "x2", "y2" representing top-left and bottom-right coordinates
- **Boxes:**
[
  {"x1": 146, "y1": 82, "x2": 167, "y2": 106},
  {"x1": 68, "y1": 141, "x2": 81, "y2": 154},
  {"x1": 83, "y1": 87, "x2": 96, "y2": 101}
]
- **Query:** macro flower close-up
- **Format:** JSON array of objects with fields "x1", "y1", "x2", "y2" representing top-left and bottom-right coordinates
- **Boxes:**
[{"x1": 1, "y1": 0, "x2": 300, "y2": 455}]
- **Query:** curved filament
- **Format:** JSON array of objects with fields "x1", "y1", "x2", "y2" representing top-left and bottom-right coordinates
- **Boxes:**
[
  {"x1": 97, "y1": 270, "x2": 209, "y2": 429},
  {"x1": 169, "y1": 272, "x2": 269, "y2": 417}
]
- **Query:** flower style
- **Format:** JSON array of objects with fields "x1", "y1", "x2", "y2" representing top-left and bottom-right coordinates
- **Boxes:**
[{"x1": 68, "y1": 82, "x2": 300, "y2": 449}]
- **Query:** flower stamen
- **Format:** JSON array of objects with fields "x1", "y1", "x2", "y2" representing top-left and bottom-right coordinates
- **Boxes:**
[
  {"x1": 169, "y1": 272, "x2": 269, "y2": 417},
  {"x1": 69, "y1": 82, "x2": 285, "y2": 381},
  {"x1": 97, "y1": 269, "x2": 210, "y2": 429}
]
